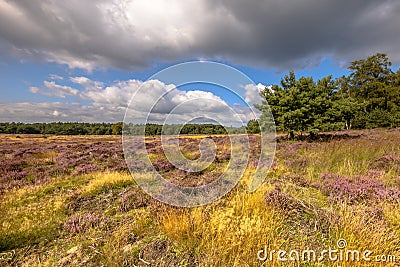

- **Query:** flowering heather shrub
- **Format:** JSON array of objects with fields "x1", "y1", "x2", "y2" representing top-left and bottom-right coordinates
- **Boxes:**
[
  {"x1": 276, "y1": 142, "x2": 311, "y2": 155},
  {"x1": 152, "y1": 158, "x2": 175, "y2": 173},
  {"x1": 0, "y1": 158, "x2": 27, "y2": 173},
  {"x1": 28, "y1": 165, "x2": 52, "y2": 180},
  {"x1": 276, "y1": 142, "x2": 310, "y2": 170},
  {"x1": 247, "y1": 158, "x2": 259, "y2": 168},
  {"x1": 124, "y1": 159, "x2": 152, "y2": 173},
  {"x1": 248, "y1": 134, "x2": 261, "y2": 146},
  {"x1": 179, "y1": 138, "x2": 200, "y2": 151},
  {"x1": 316, "y1": 173, "x2": 400, "y2": 204},
  {"x1": 10, "y1": 148, "x2": 34, "y2": 157},
  {"x1": 0, "y1": 175, "x2": 23, "y2": 191},
  {"x1": 65, "y1": 192, "x2": 119, "y2": 213},
  {"x1": 119, "y1": 188, "x2": 151, "y2": 212},
  {"x1": 248, "y1": 157, "x2": 276, "y2": 170},
  {"x1": 71, "y1": 163, "x2": 99, "y2": 175},
  {"x1": 145, "y1": 140, "x2": 161, "y2": 154},
  {"x1": 264, "y1": 185, "x2": 314, "y2": 217},
  {"x1": 108, "y1": 160, "x2": 128, "y2": 172},
  {"x1": 55, "y1": 142, "x2": 124, "y2": 171},
  {"x1": 364, "y1": 206, "x2": 385, "y2": 221},
  {"x1": 396, "y1": 177, "x2": 400, "y2": 187},
  {"x1": 265, "y1": 187, "x2": 298, "y2": 212},
  {"x1": 0, "y1": 158, "x2": 29, "y2": 190},
  {"x1": 366, "y1": 169, "x2": 385, "y2": 179},
  {"x1": 63, "y1": 212, "x2": 104, "y2": 233},
  {"x1": 0, "y1": 139, "x2": 128, "y2": 191},
  {"x1": 265, "y1": 185, "x2": 339, "y2": 237},
  {"x1": 373, "y1": 152, "x2": 400, "y2": 171},
  {"x1": 8, "y1": 170, "x2": 28, "y2": 180},
  {"x1": 283, "y1": 173, "x2": 310, "y2": 187},
  {"x1": 284, "y1": 157, "x2": 308, "y2": 170},
  {"x1": 216, "y1": 150, "x2": 230, "y2": 162}
]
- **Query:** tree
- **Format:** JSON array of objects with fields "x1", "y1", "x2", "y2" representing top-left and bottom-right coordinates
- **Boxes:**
[
  {"x1": 246, "y1": 119, "x2": 261, "y2": 134},
  {"x1": 257, "y1": 72, "x2": 337, "y2": 138},
  {"x1": 112, "y1": 122, "x2": 124, "y2": 135},
  {"x1": 347, "y1": 53, "x2": 392, "y2": 111},
  {"x1": 345, "y1": 53, "x2": 400, "y2": 128},
  {"x1": 330, "y1": 97, "x2": 365, "y2": 129}
]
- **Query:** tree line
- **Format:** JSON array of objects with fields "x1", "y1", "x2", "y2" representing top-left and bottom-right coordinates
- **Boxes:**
[
  {"x1": 125, "y1": 123, "x2": 247, "y2": 135},
  {"x1": 0, "y1": 122, "x2": 123, "y2": 135},
  {"x1": 0, "y1": 122, "x2": 248, "y2": 136},
  {"x1": 256, "y1": 53, "x2": 400, "y2": 138}
]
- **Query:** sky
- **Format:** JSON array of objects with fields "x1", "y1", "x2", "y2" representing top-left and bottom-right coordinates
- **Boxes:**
[{"x1": 0, "y1": 0, "x2": 400, "y2": 124}]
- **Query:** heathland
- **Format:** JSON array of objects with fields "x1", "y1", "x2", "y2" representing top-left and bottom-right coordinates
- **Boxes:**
[{"x1": 0, "y1": 129, "x2": 399, "y2": 266}]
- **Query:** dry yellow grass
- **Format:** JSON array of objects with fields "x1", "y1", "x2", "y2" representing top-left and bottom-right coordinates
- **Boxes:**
[{"x1": 82, "y1": 172, "x2": 134, "y2": 195}]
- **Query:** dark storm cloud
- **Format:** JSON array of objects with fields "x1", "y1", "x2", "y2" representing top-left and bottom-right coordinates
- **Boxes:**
[
  {"x1": 0, "y1": 0, "x2": 399, "y2": 70},
  {"x1": 199, "y1": 0, "x2": 400, "y2": 68}
]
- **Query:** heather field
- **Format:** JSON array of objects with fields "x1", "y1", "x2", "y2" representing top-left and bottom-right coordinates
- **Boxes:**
[{"x1": 1, "y1": 129, "x2": 400, "y2": 266}]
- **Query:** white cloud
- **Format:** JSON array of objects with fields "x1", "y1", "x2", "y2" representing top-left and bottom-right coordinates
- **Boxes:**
[
  {"x1": 80, "y1": 79, "x2": 143, "y2": 109},
  {"x1": 29, "y1": 81, "x2": 79, "y2": 98},
  {"x1": 28, "y1": 86, "x2": 40, "y2": 94},
  {"x1": 70, "y1": 77, "x2": 103, "y2": 91},
  {"x1": 49, "y1": 74, "x2": 63, "y2": 80},
  {"x1": 243, "y1": 83, "x2": 267, "y2": 104},
  {"x1": 52, "y1": 110, "x2": 60, "y2": 117},
  {"x1": 70, "y1": 77, "x2": 90, "y2": 85},
  {"x1": 13, "y1": 77, "x2": 259, "y2": 124},
  {"x1": 0, "y1": 102, "x2": 124, "y2": 123},
  {"x1": 43, "y1": 81, "x2": 79, "y2": 97}
]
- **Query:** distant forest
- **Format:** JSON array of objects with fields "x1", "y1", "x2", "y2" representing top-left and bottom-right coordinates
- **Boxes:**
[
  {"x1": 1, "y1": 53, "x2": 399, "y2": 136},
  {"x1": 0, "y1": 122, "x2": 121, "y2": 135},
  {"x1": 0, "y1": 122, "x2": 249, "y2": 136}
]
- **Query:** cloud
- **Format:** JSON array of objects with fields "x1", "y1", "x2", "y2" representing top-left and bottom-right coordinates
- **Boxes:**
[
  {"x1": 0, "y1": 0, "x2": 399, "y2": 71},
  {"x1": 243, "y1": 83, "x2": 268, "y2": 104},
  {"x1": 28, "y1": 86, "x2": 40, "y2": 94},
  {"x1": 0, "y1": 101, "x2": 126, "y2": 123},
  {"x1": 29, "y1": 80, "x2": 79, "y2": 98},
  {"x1": 11, "y1": 77, "x2": 257, "y2": 124},
  {"x1": 52, "y1": 110, "x2": 60, "y2": 117},
  {"x1": 49, "y1": 74, "x2": 63, "y2": 80},
  {"x1": 0, "y1": 102, "x2": 77, "y2": 122},
  {"x1": 44, "y1": 81, "x2": 79, "y2": 97}
]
